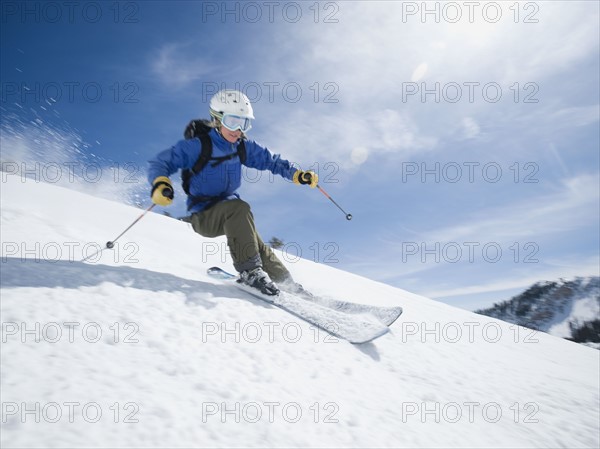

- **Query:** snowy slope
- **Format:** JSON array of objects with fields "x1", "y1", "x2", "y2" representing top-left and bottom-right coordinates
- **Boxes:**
[{"x1": 1, "y1": 175, "x2": 599, "y2": 449}]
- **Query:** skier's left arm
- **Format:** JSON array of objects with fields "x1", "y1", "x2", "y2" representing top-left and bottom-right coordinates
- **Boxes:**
[{"x1": 244, "y1": 140, "x2": 318, "y2": 187}]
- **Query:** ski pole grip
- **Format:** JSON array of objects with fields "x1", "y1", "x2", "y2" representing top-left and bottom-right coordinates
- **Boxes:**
[{"x1": 162, "y1": 187, "x2": 174, "y2": 199}]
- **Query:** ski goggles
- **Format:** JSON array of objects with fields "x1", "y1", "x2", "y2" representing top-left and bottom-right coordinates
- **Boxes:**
[{"x1": 221, "y1": 113, "x2": 252, "y2": 133}]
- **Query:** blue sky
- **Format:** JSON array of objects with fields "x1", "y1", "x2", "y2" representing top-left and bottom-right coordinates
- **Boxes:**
[{"x1": 1, "y1": 1, "x2": 599, "y2": 310}]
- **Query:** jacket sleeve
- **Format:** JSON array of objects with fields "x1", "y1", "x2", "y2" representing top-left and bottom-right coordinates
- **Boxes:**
[
  {"x1": 242, "y1": 140, "x2": 297, "y2": 181},
  {"x1": 147, "y1": 139, "x2": 200, "y2": 185}
]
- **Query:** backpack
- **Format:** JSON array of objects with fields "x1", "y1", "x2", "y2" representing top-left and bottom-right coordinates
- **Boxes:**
[{"x1": 181, "y1": 119, "x2": 247, "y2": 197}]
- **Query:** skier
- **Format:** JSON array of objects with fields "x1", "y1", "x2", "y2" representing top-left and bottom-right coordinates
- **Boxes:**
[{"x1": 147, "y1": 89, "x2": 317, "y2": 296}]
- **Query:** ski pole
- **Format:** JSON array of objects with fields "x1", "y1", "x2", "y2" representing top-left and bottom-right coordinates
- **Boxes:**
[
  {"x1": 81, "y1": 198, "x2": 163, "y2": 263},
  {"x1": 105, "y1": 202, "x2": 157, "y2": 249},
  {"x1": 104, "y1": 186, "x2": 173, "y2": 251},
  {"x1": 317, "y1": 184, "x2": 352, "y2": 221}
]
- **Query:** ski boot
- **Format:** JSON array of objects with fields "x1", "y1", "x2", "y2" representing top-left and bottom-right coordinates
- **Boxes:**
[{"x1": 239, "y1": 267, "x2": 280, "y2": 296}]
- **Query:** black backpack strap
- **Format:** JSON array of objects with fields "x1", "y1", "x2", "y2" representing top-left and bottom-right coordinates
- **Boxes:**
[
  {"x1": 184, "y1": 119, "x2": 214, "y2": 174},
  {"x1": 238, "y1": 139, "x2": 247, "y2": 164},
  {"x1": 181, "y1": 119, "x2": 247, "y2": 205},
  {"x1": 207, "y1": 140, "x2": 245, "y2": 168},
  {"x1": 182, "y1": 120, "x2": 214, "y2": 195},
  {"x1": 191, "y1": 131, "x2": 213, "y2": 174}
]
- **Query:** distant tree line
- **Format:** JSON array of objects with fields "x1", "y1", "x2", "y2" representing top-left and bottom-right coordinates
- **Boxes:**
[{"x1": 568, "y1": 319, "x2": 600, "y2": 343}]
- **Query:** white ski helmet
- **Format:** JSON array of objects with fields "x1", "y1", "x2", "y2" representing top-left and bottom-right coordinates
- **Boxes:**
[{"x1": 209, "y1": 89, "x2": 255, "y2": 121}]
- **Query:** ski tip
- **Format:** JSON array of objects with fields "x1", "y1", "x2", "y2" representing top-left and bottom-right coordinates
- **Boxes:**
[{"x1": 207, "y1": 266, "x2": 238, "y2": 280}]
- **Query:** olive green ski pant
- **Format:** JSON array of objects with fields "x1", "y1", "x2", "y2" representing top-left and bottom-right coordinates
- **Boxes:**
[{"x1": 190, "y1": 199, "x2": 291, "y2": 282}]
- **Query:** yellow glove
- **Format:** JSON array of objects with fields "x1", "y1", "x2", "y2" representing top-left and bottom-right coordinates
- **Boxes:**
[
  {"x1": 293, "y1": 170, "x2": 318, "y2": 188},
  {"x1": 151, "y1": 176, "x2": 174, "y2": 206}
]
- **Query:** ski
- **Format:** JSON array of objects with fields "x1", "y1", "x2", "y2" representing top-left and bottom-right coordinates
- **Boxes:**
[
  {"x1": 207, "y1": 266, "x2": 403, "y2": 327},
  {"x1": 300, "y1": 291, "x2": 403, "y2": 327},
  {"x1": 207, "y1": 267, "x2": 389, "y2": 344}
]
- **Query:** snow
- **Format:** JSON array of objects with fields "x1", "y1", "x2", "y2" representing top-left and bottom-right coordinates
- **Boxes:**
[
  {"x1": 547, "y1": 287, "x2": 600, "y2": 339},
  {"x1": 1, "y1": 174, "x2": 599, "y2": 448}
]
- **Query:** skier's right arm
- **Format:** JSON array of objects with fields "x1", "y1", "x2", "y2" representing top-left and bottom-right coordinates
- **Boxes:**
[{"x1": 147, "y1": 139, "x2": 200, "y2": 206}]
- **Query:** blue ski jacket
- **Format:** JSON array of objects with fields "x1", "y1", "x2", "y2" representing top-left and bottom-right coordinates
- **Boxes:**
[{"x1": 147, "y1": 128, "x2": 297, "y2": 213}]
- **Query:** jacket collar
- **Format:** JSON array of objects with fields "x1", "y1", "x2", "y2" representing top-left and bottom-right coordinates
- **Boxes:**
[{"x1": 210, "y1": 127, "x2": 244, "y2": 148}]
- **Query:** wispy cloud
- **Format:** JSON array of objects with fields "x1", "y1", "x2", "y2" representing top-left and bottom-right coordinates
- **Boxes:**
[
  {"x1": 413, "y1": 173, "x2": 600, "y2": 243},
  {"x1": 551, "y1": 105, "x2": 600, "y2": 128},
  {"x1": 461, "y1": 117, "x2": 480, "y2": 139},
  {"x1": 257, "y1": 107, "x2": 438, "y2": 172},
  {"x1": 422, "y1": 254, "x2": 600, "y2": 299},
  {"x1": 241, "y1": 1, "x2": 599, "y2": 174},
  {"x1": 151, "y1": 43, "x2": 218, "y2": 89},
  {"x1": 340, "y1": 172, "x2": 600, "y2": 300}
]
